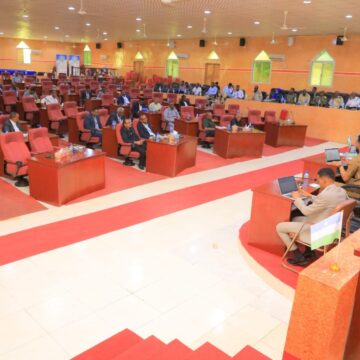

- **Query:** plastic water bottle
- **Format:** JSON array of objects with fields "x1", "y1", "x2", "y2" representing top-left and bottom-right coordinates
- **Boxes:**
[
  {"x1": 196, "y1": 113, "x2": 199, "y2": 121},
  {"x1": 227, "y1": 123, "x2": 231, "y2": 131},
  {"x1": 303, "y1": 170, "x2": 309, "y2": 188},
  {"x1": 156, "y1": 133, "x2": 160, "y2": 142}
]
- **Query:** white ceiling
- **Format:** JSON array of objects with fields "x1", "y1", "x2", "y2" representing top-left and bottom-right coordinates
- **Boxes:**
[{"x1": 1, "y1": 0, "x2": 360, "y2": 43}]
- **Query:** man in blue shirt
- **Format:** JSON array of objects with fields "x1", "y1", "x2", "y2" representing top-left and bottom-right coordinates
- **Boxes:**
[{"x1": 206, "y1": 82, "x2": 218, "y2": 97}]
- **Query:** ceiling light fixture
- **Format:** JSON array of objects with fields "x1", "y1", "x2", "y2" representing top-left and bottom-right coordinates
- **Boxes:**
[
  {"x1": 292, "y1": 28, "x2": 298, "y2": 32},
  {"x1": 54, "y1": 26, "x2": 60, "y2": 30},
  {"x1": 303, "y1": 0, "x2": 311, "y2": 3},
  {"x1": 85, "y1": 22, "x2": 91, "y2": 26},
  {"x1": 227, "y1": 32, "x2": 232, "y2": 35},
  {"x1": 204, "y1": 10, "x2": 211, "y2": 15},
  {"x1": 65, "y1": 34, "x2": 69, "y2": 37},
  {"x1": 0, "y1": 32, "x2": 5, "y2": 35},
  {"x1": 254, "y1": 21, "x2": 260, "y2": 25},
  {"x1": 103, "y1": 32, "x2": 108, "y2": 35},
  {"x1": 187, "y1": 25, "x2": 192, "y2": 29},
  {"x1": 23, "y1": 14, "x2": 29, "y2": 18},
  {"x1": 345, "y1": 14, "x2": 353, "y2": 19},
  {"x1": 104, "y1": 38, "x2": 108, "y2": 41},
  {"x1": 68, "y1": 6, "x2": 75, "y2": 10},
  {"x1": 177, "y1": 34, "x2": 182, "y2": 37},
  {"x1": 43, "y1": 35, "x2": 48, "y2": 39},
  {"x1": 136, "y1": 29, "x2": 141, "y2": 32},
  {"x1": 136, "y1": 17, "x2": 142, "y2": 21}
]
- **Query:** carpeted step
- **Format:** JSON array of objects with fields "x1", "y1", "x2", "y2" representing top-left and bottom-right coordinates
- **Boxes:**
[
  {"x1": 112, "y1": 335, "x2": 165, "y2": 360},
  {"x1": 147, "y1": 339, "x2": 193, "y2": 360},
  {"x1": 72, "y1": 329, "x2": 142, "y2": 360},
  {"x1": 184, "y1": 342, "x2": 231, "y2": 360},
  {"x1": 233, "y1": 345, "x2": 271, "y2": 359},
  {"x1": 282, "y1": 351, "x2": 300, "y2": 360}
]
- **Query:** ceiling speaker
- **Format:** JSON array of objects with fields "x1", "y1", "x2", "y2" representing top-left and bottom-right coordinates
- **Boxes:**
[
  {"x1": 117, "y1": 42, "x2": 123, "y2": 49},
  {"x1": 96, "y1": 43, "x2": 101, "y2": 49},
  {"x1": 199, "y1": 39, "x2": 205, "y2": 48},
  {"x1": 239, "y1": 38, "x2": 246, "y2": 47},
  {"x1": 336, "y1": 36, "x2": 344, "y2": 46}
]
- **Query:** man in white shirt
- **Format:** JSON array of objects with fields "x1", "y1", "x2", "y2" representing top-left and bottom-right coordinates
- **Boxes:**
[
  {"x1": 192, "y1": 83, "x2": 202, "y2": 96},
  {"x1": 163, "y1": 103, "x2": 180, "y2": 132},
  {"x1": 3, "y1": 112, "x2": 22, "y2": 133},
  {"x1": 206, "y1": 83, "x2": 218, "y2": 97},
  {"x1": 149, "y1": 98, "x2": 162, "y2": 112},
  {"x1": 41, "y1": 90, "x2": 60, "y2": 106},
  {"x1": 222, "y1": 83, "x2": 234, "y2": 98},
  {"x1": 252, "y1": 86, "x2": 263, "y2": 101},
  {"x1": 345, "y1": 93, "x2": 360, "y2": 110},
  {"x1": 232, "y1": 85, "x2": 245, "y2": 99}
]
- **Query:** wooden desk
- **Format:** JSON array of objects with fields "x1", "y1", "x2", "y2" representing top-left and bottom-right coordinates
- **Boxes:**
[
  {"x1": 28, "y1": 149, "x2": 105, "y2": 205},
  {"x1": 303, "y1": 153, "x2": 338, "y2": 180},
  {"x1": 214, "y1": 128, "x2": 265, "y2": 158},
  {"x1": 146, "y1": 136, "x2": 197, "y2": 177},
  {"x1": 140, "y1": 111, "x2": 162, "y2": 133},
  {"x1": 102, "y1": 127, "x2": 118, "y2": 158},
  {"x1": 84, "y1": 99, "x2": 101, "y2": 111},
  {"x1": 265, "y1": 122, "x2": 307, "y2": 147},
  {"x1": 67, "y1": 117, "x2": 81, "y2": 144},
  {"x1": 249, "y1": 181, "x2": 293, "y2": 255},
  {"x1": 0, "y1": 133, "x2": 59, "y2": 176},
  {"x1": 174, "y1": 119, "x2": 199, "y2": 137}
]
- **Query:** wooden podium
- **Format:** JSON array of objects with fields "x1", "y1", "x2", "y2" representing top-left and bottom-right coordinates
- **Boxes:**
[{"x1": 265, "y1": 122, "x2": 307, "y2": 147}]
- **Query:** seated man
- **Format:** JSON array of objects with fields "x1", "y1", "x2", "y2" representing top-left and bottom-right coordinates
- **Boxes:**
[
  {"x1": 137, "y1": 114, "x2": 155, "y2": 139},
  {"x1": 222, "y1": 83, "x2": 233, "y2": 98},
  {"x1": 230, "y1": 112, "x2": 242, "y2": 127},
  {"x1": 121, "y1": 118, "x2": 146, "y2": 169},
  {"x1": 163, "y1": 103, "x2": 180, "y2": 132},
  {"x1": 107, "y1": 107, "x2": 125, "y2": 126},
  {"x1": 329, "y1": 92, "x2": 344, "y2": 109},
  {"x1": 81, "y1": 85, "x2": 93, "y2": 102},
  {"x1": 84, "y1": 108, "x2": 102, "y2": 142},
  {"x1": 345, "y1": 93, "x2": 360, "y2": 110},
  {"x1": 276, "y1": 168, "x2": 348, "y2": 266},
  {"x1": 24, "y1": 86, "x2": 39, "y2": 100},
  {"x1": 297, "y1": 89, "x2": 311, "y2": 106},
  {"x1": 206, "y1": 82, "x2": 218, "y2": 98},
  {"x1": 336, "y1": 135, "x2": 360, "y2": 196},
  {"x1": 149, "y1": 98, "x2": 162, "y2": 112},
  {"x1": 117, "y1": 90, "x2": 131, "y2": 106},
  {"x1": 2, "y1": 112, "x2": 22, "y2": 133},
  {"x1": 192, "y1": 83, "x2": 202, "y2": 96},
  {"x1": 202, "y1": 111, "x2": 216, "y2": 148},
  {"x1": 286, "y1": 88, "x2": 297, "y2": 104},
  {"x1": 41, "y1": 89, "x2": 60, "y2": 105},
  {"x1": 252, "y1": 85, "x2": 263, "y2": 101},
  {"x1": 311, "y1": 91, "x2": 329, "y2": 107},
  {"x1": 96, "y1": 86, "x2": 107, "y2": 99},
  {"x1": 179, "y1": 95, "x2": 189, "y2": 107},
  {"x1": 232, "y1": 85, "x2": 245, "y2": 99}
]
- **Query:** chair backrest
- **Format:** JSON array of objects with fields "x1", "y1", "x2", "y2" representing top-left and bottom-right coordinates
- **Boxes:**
[
  {"x1": 167, "y1": 93, "x2": 178, "y2": 103},
  {"x1": 153, "y1": 92, "x2": 163, "y2": 101},
  {"x1": 115, "y1": 122, "x2": 126, "y2": 145},
  {"x1": 143, "y1": 88, "x2": 153, "y2": 98},
  {"x1": 228, "y1": 104, "x2": 240, "y2": 115},
  {"x1": 195, "y1": 98, "x2": 207, "y2": 108},
  {"x1": 333, "y1": 199, "x2": 357, "y2": 237},
  {"x1": 18, "y1": 90, "x2": 25, "y2": 100},
  {"x1": 98, "y1": 108, "x2": 109, "y2": 127},
  {"x1": 220, "y1": 114, "x2": 233, "y2": 127},
  {"x1": 59, "y1": 84, "x2": 69, "y2": 95},
  {"x1": 63, "y1": 101, "x2": 78, "y2": 117},
  {"x1": 280, "y1": 109, "x2": 289, "y2": 121},
  {"x1": 133, "y1": 119, "x2": 140, "y2": 137},
  {"x1": 47, "y1": 103, "x2": 63, "y2": 121},
  {"x1": 28, "y1": 127, "x2": 53, "y2": 153},
  {"x1": 0, "y1": 114, "x2": 9, "y2": 131},
  {"x1": 130, "y1": 88, "x2": 140, "y2": 98},
  {"x1": 22, "y1": 96, "x2": 38, "y2": 111},
  {"x1": 180, "y1": 106, "x2": 194, "y2": 117},
  {"x1": 0, "y1": 132, "x2": 31, "y2": 164},
  {"x1": 248, "y1": 110, "x2": 262, "y2": 123},
  {"x1": 76, "y1": 111, "x2": 89, "y2": 131},
  {"x1": 3, "y1": 91, "x2": 17, "y2": 104},
  {"x1": 101, "y1": 94, "x2": 114, "y2": 106},
  {"x1": 198, "y1": 113, "x2": 207, "y2": 131},
  {"x1": 264, "y1": 110, "x2": 277, "y2": 123}
]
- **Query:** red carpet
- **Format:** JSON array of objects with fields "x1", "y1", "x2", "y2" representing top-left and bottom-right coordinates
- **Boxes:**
[
  {"x1": 239, "y1": 221, "x2": 298, "y2": 289},
  {"x1": 0, "y1": 159, "x2": 304, "y2": 265},
  {"x1": 0, "y1": 178, "x2": 45, "y2": 221},
  {"x1": 72, "y1": 329, "x2": 270, "y2": 360}
]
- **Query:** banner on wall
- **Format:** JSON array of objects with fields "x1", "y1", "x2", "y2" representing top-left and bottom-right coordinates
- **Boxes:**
[
  {"x1": 69, "y1": 55, "x2": 81, "y2": 76},
  {"x1": 56, "y1": 54, "x2": 67, "y2": 75}
]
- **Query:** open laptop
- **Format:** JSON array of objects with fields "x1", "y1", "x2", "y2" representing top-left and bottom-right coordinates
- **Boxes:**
[
  {"x1": 325, "y1": 148, "x2": 340, "y2": 163},
  {"x1": 278, "y1": 176, "x2": 298, "y2": 198}
]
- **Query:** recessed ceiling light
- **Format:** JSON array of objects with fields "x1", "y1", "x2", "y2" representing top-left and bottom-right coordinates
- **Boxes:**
[
  {"x1": 85, "y1": 22, "x2": 91, "y2": 26},
  {"x1": 23, "y1": 14, "x2": 29, "y2": 18},
  {"x1": 136, "y1": 17, "x2": 142, "y2": 21},
  {"x1": 254, "y1": 21, "x2": 260, "y2": 25},
  {"x1": 345, "y1": 14, "x2": 353, "y2": 19},
  {"x1": 227, "y1": 32, "x2": 233, "y2": 35},
  {"x1": 204, "y1": 10, "x2": 211, "y2": 14},
  {"x1": 292, "y1": 28, "x2": 298, "y2": 32},
  {"x1": 187, "y1": 25, "x2": 192, "y2": 29},
  {"x1": 104, "y1": 38, "x2": 108, "y2": 41},
  {"x1": 103, "y1": 32, "x2": 108, "y2": 35},
  {"x1": 65, "y1": 34, "x2": 70, "y2": 37},
  {"x1": 0, "y1": 32, "x2": 4, "y2": 35},
  {"x1": 68, "y1": 6, "x2": 75, "y2": 11},
  {"x1": 303, "y1": 0, "x2": 311, "y2": 3},
  {"x1": 54, "y1": 26, "x2": 60, "y2": 30},
  {"x1": 177, "y1": 34, "x2": 182, "y2": 37},
  {"x1": 136, "y1": 29, "x2": 141, "y2": 32},
  {"x1": 43, "y1": 35, "x2": 47, "y2": 39}
]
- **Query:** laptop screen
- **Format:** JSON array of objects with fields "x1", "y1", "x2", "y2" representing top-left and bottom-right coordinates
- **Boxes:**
[
  {"x1": 278, "y1": 176, "x2": 298, "y2": 195},
  {"x1": 325, "y1": 148, "x2": 340, "y2": 162}
]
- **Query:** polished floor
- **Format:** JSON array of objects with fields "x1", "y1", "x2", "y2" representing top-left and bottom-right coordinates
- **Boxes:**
[{"x1": 0, "y1": 141, "x2": 342, "y2": 360}]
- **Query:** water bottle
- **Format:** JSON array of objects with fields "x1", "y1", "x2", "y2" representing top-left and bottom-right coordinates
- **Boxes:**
[
  {"x1": 156, "y1": 133, "x2": 160, "y2": 142},
  {"x1": 303, "y1": 170, "x2": 309, "y2": 188},
  {"x1": 196, "y1": 113, "x2": 199, "y2": 121},
  {"x1": 227, "y1": 123, "x2": 231, "y2": 131},
  {"x1": 112, "y1": 120, "x2": 116, "y2": 129}
]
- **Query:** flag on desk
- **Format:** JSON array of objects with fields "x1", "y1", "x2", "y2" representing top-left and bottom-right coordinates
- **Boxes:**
[{"x1": 310, "y1": 212, "x2": 343, "y2": 250}]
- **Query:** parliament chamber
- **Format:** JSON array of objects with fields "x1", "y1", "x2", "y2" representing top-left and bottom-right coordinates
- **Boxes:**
[{"x1": 1, "y1": 1, "x2": 360, "y2": 360}]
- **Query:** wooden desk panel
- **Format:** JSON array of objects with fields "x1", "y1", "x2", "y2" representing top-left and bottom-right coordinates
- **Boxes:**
[
  {"x1": 146, "y1": 136, "x2": 197, "y2": 177},
  {"x1": 249, "y1": 181, "x2": 293, "y2": 255},
  {"x1": 174, "y1": 119, "x2": 198, "y2": 137},
  {"x1": 102, "y1": 127, "x2": 118, "y2": 158},
  {"x1": 214, "y1": 128, "x2": 265, "y2": 158},
  {"x1": 265, "y1": 123, "x2": 307, "y2": 147},
  {"x1": 303, "y1": 154, "x2": 338, "y2": 180},
  {"x1": 67, "y1": 117, "x2": 81, "y2": 144},
  {"x1": 28, "y1": 149, "x2": 105, "y2": 205}
]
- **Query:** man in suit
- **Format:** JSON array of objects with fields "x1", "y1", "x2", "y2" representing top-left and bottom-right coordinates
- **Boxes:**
[
  {"x1": 2, "y1": 112, "x2": 22, "y2": 133},
  {"x1": 84, "y1": 108, "x2": 102, "y2": 142},
  {"x1": 201, "y1": 111, "x2": 216, "y2": 148},
  {"x1": 230, "y1": 112, "x2": 242, "y2": 127},
  {"x1": 117, "y1": 90, "x2": 131, "y2": 106},
  {"x1": 179, "y1": 95, "x2": 189, "y2": 107},
  {"x1": 107, "y1": 107, "x2": 125, "y2": 126},
  {"x1": 81, "y1": 85, "x2": 93, "y2": 103},
  {"x1": 131, "y1": 100, "x2": 142, "y2": 119},
  {"x1": 137, "y1": 114, "x2": 155, "y2": 139},
  {"x1": 121, "y1": 118, "x2": 147, "y2": 169},
  {"x1": 276, "y1": 168, "x2": 348, "y2": 266}
]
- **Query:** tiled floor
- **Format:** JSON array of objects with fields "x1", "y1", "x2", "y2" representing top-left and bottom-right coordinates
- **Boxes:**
[{"x1": 0, "y1": 141, "x2": 342, "y2": 360}]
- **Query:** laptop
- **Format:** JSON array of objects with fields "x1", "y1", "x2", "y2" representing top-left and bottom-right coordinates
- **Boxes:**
[
  {"x1": 278, "y1": 176, "x2": 298, "y2": 198},
  {"x1": 325, "y1": 148, "x2": 340, "y2": 162}
]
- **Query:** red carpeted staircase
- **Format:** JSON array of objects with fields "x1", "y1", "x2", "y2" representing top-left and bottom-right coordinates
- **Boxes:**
[{"x1": 72, "y1": 329, "x2": 270, "y2": 360}]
